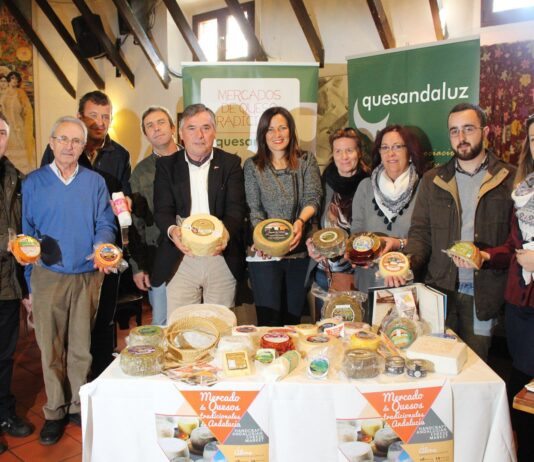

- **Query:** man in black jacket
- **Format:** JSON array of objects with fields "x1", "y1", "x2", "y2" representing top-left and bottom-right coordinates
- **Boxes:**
[
  {"x1": 0, "y1": 113, "x2": 34, "y2": 453},
  {"x1": 152, "y1": 104, "x2": 245, "y2": 320}
]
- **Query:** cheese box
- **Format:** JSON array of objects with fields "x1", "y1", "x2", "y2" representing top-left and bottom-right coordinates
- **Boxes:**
[
  {"x1": 406, "y1": 335, "x2": 467, "y2": 375},
  {"x1": 181, "y1": 214, "x2": 227, "y2": 256},
  {"x1": 253, "y1": 218, "x2": 294, "y2": 257}
]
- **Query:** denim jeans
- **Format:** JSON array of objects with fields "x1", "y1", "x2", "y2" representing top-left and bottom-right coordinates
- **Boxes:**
[{"x1": 149, "y1": 283, "x2": 167, "y2": 326}]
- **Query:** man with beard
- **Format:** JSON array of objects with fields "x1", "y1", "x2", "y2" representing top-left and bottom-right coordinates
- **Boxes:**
[{"x1": 404, "y1": 103, "x2": 515, "y2": 361}]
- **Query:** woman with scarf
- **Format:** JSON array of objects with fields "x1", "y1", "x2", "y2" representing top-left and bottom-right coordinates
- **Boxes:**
[
  {"x1": 350, "y1": 124, "x2": 426, "y2": 293},
  {"x1": 306, "y1": 128, "x2": 370, "y2": 318},
  {"x1": 455, "y1": 115, "x2": 534, "y2": 461}
]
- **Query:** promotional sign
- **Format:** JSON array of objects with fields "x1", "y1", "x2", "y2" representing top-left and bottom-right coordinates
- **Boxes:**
[
  {"x1": 156, "y1": 385, "x2": 269, "y2": 462},
  {"x1": 336, "y1": 381, "x2": 453, "y2": 462},
  {"x1": 182, "y1": 63, "x2": 318, "y2": 161},
  {"x1": 348, "y1": 38, "x2": 480, "y2": 164}
]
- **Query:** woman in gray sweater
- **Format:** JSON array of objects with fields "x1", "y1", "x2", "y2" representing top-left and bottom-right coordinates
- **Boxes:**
[
  {"x1": 351, "y1": 125, "x2": 427, "y2": 293},
  {"x1": 244, "y1": 106, "x2": 322, "y2": 326}
]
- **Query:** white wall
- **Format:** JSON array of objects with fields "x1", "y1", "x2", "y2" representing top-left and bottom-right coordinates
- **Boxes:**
[{"x1": 31, "y1": 0, "x2": 534, "y2": 166}]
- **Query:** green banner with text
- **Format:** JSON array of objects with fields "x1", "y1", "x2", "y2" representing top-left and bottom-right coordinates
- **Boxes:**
[
  {"x1": 182, "y1": 63, "x2": 318, "y2": 162},
  {"x1": 348, "y1": 38, "x2": 480, "y2": 164}
]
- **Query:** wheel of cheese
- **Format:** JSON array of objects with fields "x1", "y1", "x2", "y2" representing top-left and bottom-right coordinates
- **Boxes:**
[
  {"x1": 120, "y1": 345, "x2": 164, "y2": 376},
  {"x1": 324, "y1": 294, "x2": 363, "y2": 322},
  {"x1": 11, "y1": 235, "x2": 41, "y2": 264},
  {"x1": 378, "y1": 251, "x2": 410, "y2": 278},
  {"x1": 94, "y1": 243, "x2": 122, "y2": 268},
  {"x1": 253, "y1": 219, "x2": 294, "y2": 257},
  {"x1": 342, "y1": 349, "x2": 381, "y2": 379},
  {"x1": 347, "y1": 233, "x2": 381, "y2": 266},
  {"x1": 311, "y1": 228, "x2": 348, "y2": 259},
  {"x1": 350, "y1": 330, "x2": 381, "y2": 351},
  {"x1": 297, "y1": 334, "x2": 337, "y2": 356},
  {"x1": 129, "y1": 325, "x2": 164, "y2": 348},
  {"x1": 181, "y1": 214, "x2": 226, "y2": 256}
]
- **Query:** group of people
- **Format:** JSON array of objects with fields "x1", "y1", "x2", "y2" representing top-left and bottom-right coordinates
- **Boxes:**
[{"x1": 0, "y1": 91, "x2": 532, "y2": 458}]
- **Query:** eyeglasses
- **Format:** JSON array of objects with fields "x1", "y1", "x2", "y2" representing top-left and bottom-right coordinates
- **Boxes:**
[
  {"x1": 379, "y1": 144, "x2": 406, "y2": 153},
  {"x1": 52, "y1": 135, "x2": 85, "y2": 147},
  {"x1": 449, "y1": 125, "x2": 483, "y2": 137}
]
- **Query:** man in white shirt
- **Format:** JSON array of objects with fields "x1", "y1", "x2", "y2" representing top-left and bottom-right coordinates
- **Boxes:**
[{"x1": 152, "y1": 104, "x2": 245, "y2": 319}]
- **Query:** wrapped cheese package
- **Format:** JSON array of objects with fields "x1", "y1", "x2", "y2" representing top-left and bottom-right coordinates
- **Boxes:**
[
  {"x1": 311, "y1": 227, "x2": 348, "y2": 259},
  {"x1": 129, "y1": 325, "x2": 164, "y2": 348},
  {"x1": 444, "y1": 241, "x2": 481, "y2": 269}
]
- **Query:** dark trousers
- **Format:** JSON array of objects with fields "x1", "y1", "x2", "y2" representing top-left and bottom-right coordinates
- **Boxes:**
[
  {"x1": 249, "y1": 258, "x2": 310, "y2": 327},
  {"x1": 0, "y1": 299, "x2": 19, "y2": 419},
  {"x1": 90, "y1": 273, "x2": 120, "y2": 378}
]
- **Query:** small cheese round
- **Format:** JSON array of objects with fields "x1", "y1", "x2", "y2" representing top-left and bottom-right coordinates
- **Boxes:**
[
  {"x1": 120, "y1": 345, "x2": 164, "y2": 376},
  {"x1": 378, "y1": 251, "x2": 410, "y2": 278},
  {"x1": 446, "y1": 241, "x2": 480, "y2": 267},
  {"x1": 11, "y1": 235, "x2": 41, "y2": 264},
  {"x1": 342, "y1": 349, "x2": 381, "y2": 379},
  {"x1": 253, "y1": 219, "x2": 294, "y2": 257},
  {"x1": 181, "y1": 214, "x2": 226, "y2": 256},
  {"x1": 347, "y1": 233, "x2": 381, "y2": 265},
  {"x1": 350, "y1": 330, "x2": 381, "y2": 351},
  {"x1": 129, "y1": 325, "x2": 164, "y2": 348},
  {"x1": 311, "y1": 228, "x2": 348, "y2": 258},
  {"x1": 94, "y1": 243, "x2": 122, "y2": 268}
]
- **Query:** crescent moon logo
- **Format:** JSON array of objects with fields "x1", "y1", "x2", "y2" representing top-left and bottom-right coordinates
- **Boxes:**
[{"x1": 353, "y1": 99, "x2": 390, "y2": 140}]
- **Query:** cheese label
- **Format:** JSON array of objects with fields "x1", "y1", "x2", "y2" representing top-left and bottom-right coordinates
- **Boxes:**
[
  {"x1": 190, "y1": 218, "x2": 215, "y2": 236},
  {"x1": 262, "y1": 222, "x2": 291, "y2": 242},
  {"x1": 306, "y1": 334, "x2": 330, "y2": 344},
  {"x1": 382, "y1": 254, "x2": 408, "y2": 272},
  {"x1": 18, "y1": 237, "x2": 40, "y2": 257},
  {"x1": 331, "y1": 304, "x2": 355, "y2": 321},
  {"x1": 319, "y1": 230, "x2": 339, "y2": 244},
  {"x1": 127, "y1": 345, "x2": 156, "y2": 355},
  {"x1": 136, "y1": 326, "x2": 161, "y2": 336},
  {"x1": 98, "y1": 244, "x2": 121, "y2": 263},
  {"x1": 235, "y1": 326, "x2": 258, "y2": 334},
  {"x1": 352, "y1": 235, "x2": 374, "y2": 252},
  {"x1": 262, "y1": 333, "x2": 290, "y2": 343}
]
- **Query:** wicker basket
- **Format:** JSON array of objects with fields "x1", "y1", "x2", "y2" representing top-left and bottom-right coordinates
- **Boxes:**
[{"x1": 164, "y1": 317, "x2": 220, "y2": 367}]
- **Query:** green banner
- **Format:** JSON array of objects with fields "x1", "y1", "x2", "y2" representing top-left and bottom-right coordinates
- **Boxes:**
[
  {"x1": 182, "y1": 63, "x2": 319, "y2": 161},
  {"x1": 348, "y1": 38, "x2": 480, "y2": 164}
]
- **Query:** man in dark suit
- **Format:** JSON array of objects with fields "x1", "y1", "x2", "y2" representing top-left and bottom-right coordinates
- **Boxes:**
[{"x1": 152, "y1": 104, "x2": 245, "y2": 320}]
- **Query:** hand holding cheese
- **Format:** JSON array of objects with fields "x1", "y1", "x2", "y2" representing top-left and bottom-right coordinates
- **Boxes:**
[
  {"x1": 180, "y1": 214, "x2": 228, "y2": 257},
  {"x1": 306, "y1": 237, "x2": 324, "y2": 263},
  {"x1": 8, "y1": 235, "x2": 41, "y2": 266},
  {"x1": 446, "y1": 241, "x2": 482, "y2": 269},
  {"x1": 169, "y1": 226, "x2": 194, "y2": 256},
  {"x1": 93, "y1": 243, "x2": 122, "y2": 273}
]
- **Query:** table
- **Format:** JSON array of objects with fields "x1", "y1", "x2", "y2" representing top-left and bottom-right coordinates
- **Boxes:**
[
  {"x1": 80, "y1": 349, "x2": 516, "y2": 462},
  {"x1": 513, "y1": 387, "x2": 534, "y2": 415}
]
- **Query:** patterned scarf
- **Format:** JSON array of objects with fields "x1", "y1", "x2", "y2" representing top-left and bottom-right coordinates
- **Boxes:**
[
  {"x1": 371, "y1": 163, "x2": 418, "y2": 229},
  {"x1": 513, "y1": 172, "x2": 534, "y2": 241}
]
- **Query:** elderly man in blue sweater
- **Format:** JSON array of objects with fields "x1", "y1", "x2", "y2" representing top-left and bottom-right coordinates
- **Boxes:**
[{"x1": 21, "y1": 116, "x2": 116, "y2": 445}]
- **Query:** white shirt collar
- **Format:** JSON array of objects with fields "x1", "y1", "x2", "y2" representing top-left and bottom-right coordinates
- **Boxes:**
[{"x1": 49, "y1": 161, "x2": 79, "y2": 185}]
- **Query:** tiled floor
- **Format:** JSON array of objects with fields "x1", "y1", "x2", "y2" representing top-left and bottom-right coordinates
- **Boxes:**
[{"x1": 0, "y1": 304, "x2": 151, "y2": 462}]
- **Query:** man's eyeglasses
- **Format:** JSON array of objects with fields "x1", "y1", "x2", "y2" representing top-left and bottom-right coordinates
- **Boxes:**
[
  {"x1": 52, "y1": 136, "x2": 85, "y2": 147},
  {"x1": 379, "y1": 144, "x2": 406, "y2": 153},
  {"x1": 449, "y1": 125, "x2": 483, "y2": 137}
]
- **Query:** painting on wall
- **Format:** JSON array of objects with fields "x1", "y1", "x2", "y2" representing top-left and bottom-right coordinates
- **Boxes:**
[{"x1": 0, "y1": 3, "x2": 36, "y2": 174}]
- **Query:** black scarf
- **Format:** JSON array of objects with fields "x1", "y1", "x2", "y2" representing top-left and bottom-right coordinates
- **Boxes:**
[{"x1": 323, "y1": 162, "x2": 368, "y2": 197}]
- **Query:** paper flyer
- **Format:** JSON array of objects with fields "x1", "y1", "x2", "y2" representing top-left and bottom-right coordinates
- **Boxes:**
[
  {"x1": 337, "y1": 381, "x2": 453, "y2": 462},
  {"x1": 156, "y1": 386, "x2": 269, "y2": 461}
]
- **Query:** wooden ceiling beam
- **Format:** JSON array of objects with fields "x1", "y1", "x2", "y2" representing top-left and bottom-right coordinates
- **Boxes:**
[
  {"x1": 289, "y1": 0, "x2": 324, "y2": 67},
  {"x1": 429, "y1": 0, "x2": 445, "y2": 41},
  {"x1": 112, "y1": 0, "x2": 171, "y2": 89},
  {"x1": 71, "y1": 0, "x2": 135, "y2": 87},
  {"x1": 224, "y1": 0, "x2": 268, "y2": 61},
  {"x1": 161, "y1": 0, "x2": 206, "y2": 61},
  {"x1": 366, "y1": 0, "x2": 395, "y2": 49},
  {"x1": 3, "y1": 0, "x2": 76, "y2": 98},
  {"x1": 34, "y1": 0, "x2": 105, "y2": 90}
]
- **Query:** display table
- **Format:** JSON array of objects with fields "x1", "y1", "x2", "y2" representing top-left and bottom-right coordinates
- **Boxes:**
[{"x1": 80, "y1": 348, "x2": 516, "y2": 462}]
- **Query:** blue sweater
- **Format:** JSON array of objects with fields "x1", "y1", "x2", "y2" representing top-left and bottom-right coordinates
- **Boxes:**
[{"x1": 22, "y1": 165, "x2": 116, "y2": 290}]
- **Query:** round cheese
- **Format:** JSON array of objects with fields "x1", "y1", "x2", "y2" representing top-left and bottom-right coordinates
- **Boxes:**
[
  {"x1": 350, "y1": 330, "x2": 381, "y2": 351},
  {"x1": 344, "y1": 322, "x2": 371, "y2": 337},
  {"x1": 94, "y1": 243, "x2": 122, "y2": 268},
  {"x1": 297, "y1": 333, "x2": 337, "y2": 356},
  {"x1": 295, "y1": 323, "x2": 318, "y2": 336},
  {"x1": 383, "y1": 317, "x2": 417, "y2": 349},
  {"x1": 120, "y1": 345, "x2": 164, "y2": 376},
  {"x1": 129, "y1": 325, "x2": 164, "y2": 348},
  {"x1": 253, "y1": 219, "x2": 294, "y2": 257},
  {"x1": 181, "y1": 214, "x2": 226, "y2": 256},
  {"x1": 311, "y1": 228, "x2": 348, "y2": 259},
  {"x1": 347, "y1": 233, "x2": 381, "y2": 266},
  {"x1": 11, "y1": 235, "x2": 41, "y2": 264},
  {"x1": 323, "y1": 294, "x2": 363, "y2": 322},
  {"x1": 378, "y1": 251, "x2": 410, "y2": 278},
  {"x1": 342, "y1": 349, "x2": 381, "y2": 379},
  {"x1": 260, "y1": 332, "x2": 294, "y2": 353}
]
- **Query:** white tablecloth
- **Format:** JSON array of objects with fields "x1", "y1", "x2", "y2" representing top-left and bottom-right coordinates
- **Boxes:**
[{"x1": 80, "y1": 349, "x2": 516, "y2": 462}]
